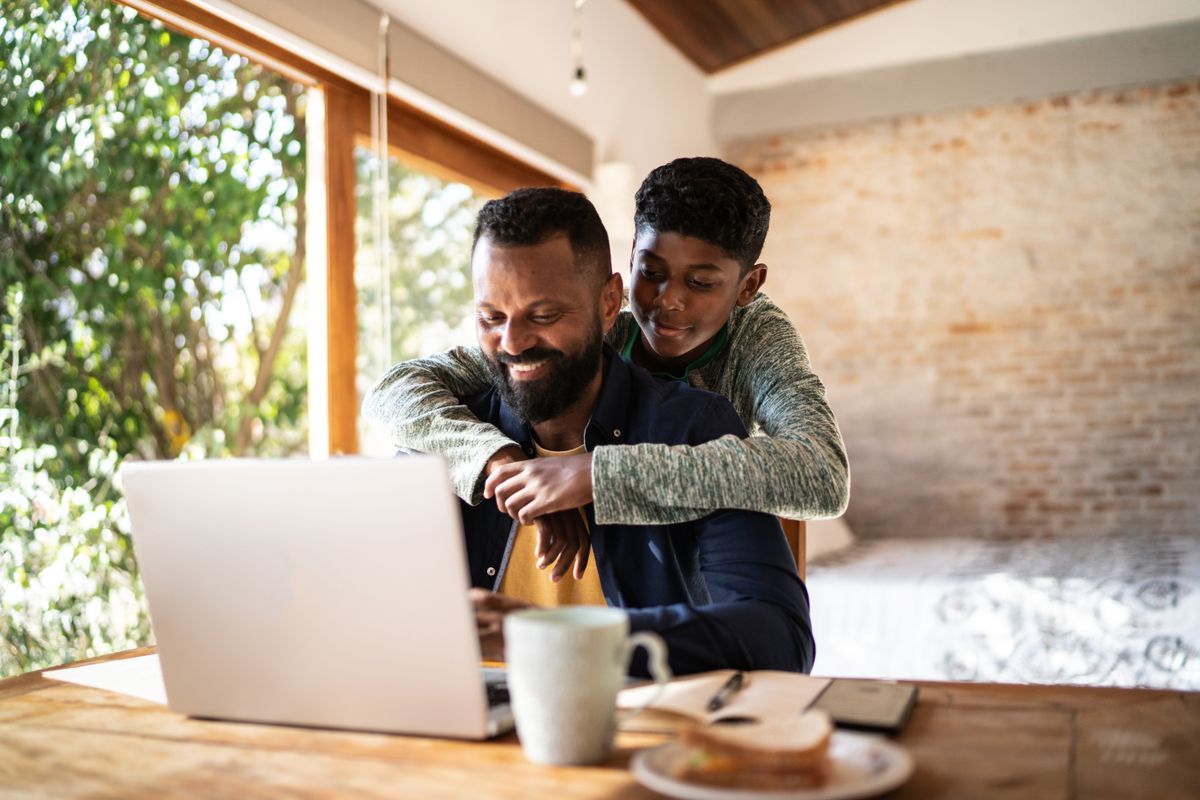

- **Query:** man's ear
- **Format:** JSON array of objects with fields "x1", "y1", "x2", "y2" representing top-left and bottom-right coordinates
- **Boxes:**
[
  {"x1": 600, "y1": 273, "x2": 623, "y2": 332},
  {"x1": 736, "y1": 264, "x2": 767, "y2": 307}
]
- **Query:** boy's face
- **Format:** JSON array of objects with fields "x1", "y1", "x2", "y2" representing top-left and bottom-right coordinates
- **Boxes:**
[{"x1": 629, "y1": 230, "x2": 766, "y2": 369}]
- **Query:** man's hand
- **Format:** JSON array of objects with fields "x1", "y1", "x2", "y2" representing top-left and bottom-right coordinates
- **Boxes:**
[
  {"x1": 470, "y1": 588, "x2": 536, "y2": 662},
  {"x1": 484, "y1": 451, "x2": 595, "y2": 581},
  {"x1": 532, "y1": 509, "x2": 591, "y2": 582},
  {"x1": 483, "y1": 452, "x2": 594, "y2": 523}
]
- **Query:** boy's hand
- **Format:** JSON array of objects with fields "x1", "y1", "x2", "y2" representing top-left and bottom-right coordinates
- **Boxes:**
[
  {"x1": 484, "y1": 445, "x2": 527, "y2": 479},
  {"x1": 483, "y1": 452, "x2": 594, "y2": 522}
]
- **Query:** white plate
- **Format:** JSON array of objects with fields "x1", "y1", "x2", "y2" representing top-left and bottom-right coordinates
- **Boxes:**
[{"x1": 630, "y1": 731, "x2": 914, "y2": 800}]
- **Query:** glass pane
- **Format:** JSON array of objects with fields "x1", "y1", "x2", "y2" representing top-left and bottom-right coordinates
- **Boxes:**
[
  {"x1": 1, "y1": 1, "x2": 308, "y2": 675},
  {"x1": 354, "y1": 150, "x2": 488, "y2": 455}
]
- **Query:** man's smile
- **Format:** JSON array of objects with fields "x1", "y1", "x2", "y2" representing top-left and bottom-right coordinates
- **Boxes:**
[{"x1": 506, "y1": 360, "x2": 552, "y2": 381}]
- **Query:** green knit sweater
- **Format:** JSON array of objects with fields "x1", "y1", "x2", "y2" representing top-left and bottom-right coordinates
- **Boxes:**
[{"x1": 362, "y1": 293, "x2": 850, "y2": 525}]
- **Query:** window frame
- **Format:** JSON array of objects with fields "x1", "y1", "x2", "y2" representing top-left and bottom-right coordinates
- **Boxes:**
[{"x1": 118, "y1": 0, "x2": 569, "y2": 454}]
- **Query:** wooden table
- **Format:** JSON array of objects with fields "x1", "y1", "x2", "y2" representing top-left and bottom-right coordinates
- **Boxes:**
[{"x1": 1, "y1": 648, "x2": 1197, "y2": 798}]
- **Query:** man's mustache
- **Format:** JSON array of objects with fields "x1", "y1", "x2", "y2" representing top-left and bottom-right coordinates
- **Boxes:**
[{"x1": 493, "y1": 348, "x2": 563, "y2": 366}]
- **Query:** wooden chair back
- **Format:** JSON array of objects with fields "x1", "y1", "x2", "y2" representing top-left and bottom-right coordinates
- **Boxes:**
[{"x1": 779, "y1": 518, "x2": 806, "y2": 580}]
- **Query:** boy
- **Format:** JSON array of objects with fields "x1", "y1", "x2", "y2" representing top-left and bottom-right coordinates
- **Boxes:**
[{"x1": 364, "y1": 157, "x2": 848, "y2": 580}]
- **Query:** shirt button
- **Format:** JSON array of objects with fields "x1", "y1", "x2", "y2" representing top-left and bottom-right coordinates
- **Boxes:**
[
  {"x1": 613, "y1": 428, "x2": 621, "y2": 438},
  {"x1": 486, "y1": 567, "x2": 497, "y2": 577}
]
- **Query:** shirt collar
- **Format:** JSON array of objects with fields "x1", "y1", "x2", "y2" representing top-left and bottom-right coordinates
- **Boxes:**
[
  {"x1": 619, "y1": 323, "x2": 730, "y2": 383},
  {"x1": 585, "y1": 344, "x2": 632, "y2": 448}
]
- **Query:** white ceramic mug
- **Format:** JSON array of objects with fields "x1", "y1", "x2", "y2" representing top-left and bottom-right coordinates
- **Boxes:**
[{"x1": 504, "y1": 606, "x2": 671, "y2": 765}]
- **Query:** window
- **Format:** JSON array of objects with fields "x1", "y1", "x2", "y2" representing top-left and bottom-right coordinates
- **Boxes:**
[
  {"x1": 331, "y1": 92, "x2": 568, "y2": 454},
  {"x1": 1, "y1": 0, "x2": 564, "y2": 676},
  {"x1": 354, "y1": 151, "x2": 487, "y2": 454},
  {"x1": 1, "y1": 0, "x2": 308, "y2": 674}
]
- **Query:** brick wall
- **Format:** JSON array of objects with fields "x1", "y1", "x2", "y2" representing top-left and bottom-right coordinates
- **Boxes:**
[{"x1": 725, "y1": 78, "x2": 1200, "y2": 539}]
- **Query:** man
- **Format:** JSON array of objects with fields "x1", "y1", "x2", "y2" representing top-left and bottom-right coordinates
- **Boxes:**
[{"x1": 457, "y1": 187, "x2": 813, "y2": 676}]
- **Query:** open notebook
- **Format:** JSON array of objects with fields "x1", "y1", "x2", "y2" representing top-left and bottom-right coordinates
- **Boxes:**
[{"x1": 618, "y1": 670, "x2": 831, "y2": 733}]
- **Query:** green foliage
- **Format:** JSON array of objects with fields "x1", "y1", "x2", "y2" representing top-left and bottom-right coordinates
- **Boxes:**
[
  {"x1": 1, "y1": 0, "x2": 308, "y2": 463},
  {"x1": 0, "y1": 0, "x2": 308, "y2": 675},
  {"x1": 2, "y1": 284, "x2": 146, "y2": 673},
  {"x1": 1, "y1": 443, "x2": 147, "y2": 674}
]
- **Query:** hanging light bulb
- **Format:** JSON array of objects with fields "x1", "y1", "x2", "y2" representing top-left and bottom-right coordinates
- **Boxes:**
[
  {"x1": 569, "y1": 0, "x2": 587, "y2": 97},
  {"x1": 569, "y1": 66, "x2": 587, "y2": 97}
]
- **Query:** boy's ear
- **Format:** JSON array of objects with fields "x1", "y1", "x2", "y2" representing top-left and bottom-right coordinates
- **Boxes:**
[
  {"x1": 736, "y1": 264, "x2": 767, "y2": 307},
  {"x1": 600, "y1": 272, "x2": 624, "y2": 333}
]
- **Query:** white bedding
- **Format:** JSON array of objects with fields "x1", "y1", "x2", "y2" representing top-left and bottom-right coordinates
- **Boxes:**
[{"x1": 805, "y1": 535, "x2": 1200, "y2": 689}]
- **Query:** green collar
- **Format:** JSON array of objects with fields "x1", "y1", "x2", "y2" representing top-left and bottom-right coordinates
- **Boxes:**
[{"x1": 621, "y1": 323, "x2": 730, "y2": 383}]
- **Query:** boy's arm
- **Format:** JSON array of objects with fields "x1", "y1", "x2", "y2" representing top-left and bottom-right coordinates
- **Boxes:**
[
  {"x1": 364, "y1": 319, "x2": 636, "y2": 507},
  {"x1": 361, "y1": 347, "x2": 515, "y2": 505},
  {"x1": 591, "y1": 301, "x2": 850, "y2": 525}
]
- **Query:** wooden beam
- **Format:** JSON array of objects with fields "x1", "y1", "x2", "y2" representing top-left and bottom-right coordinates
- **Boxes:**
[
  {"x1": 118, "y1": 0, "x2": 360, "y2": 92},
  {"x1": 324, "y1": 85, "x2": 364, "y2": 455},
  {"x1": 626, "y1": 0, "x2": 911, "y2": 74},
  {"x1": 345, "y1": 94, "x2": 571, "y2": 196}
]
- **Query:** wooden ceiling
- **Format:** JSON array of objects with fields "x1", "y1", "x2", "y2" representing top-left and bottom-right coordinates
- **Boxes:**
[{"x1": 626, "y1": 0, "x2": 907, "y2": 74}]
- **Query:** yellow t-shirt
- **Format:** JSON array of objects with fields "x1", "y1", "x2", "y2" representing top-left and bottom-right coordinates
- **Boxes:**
[{"x1": 497, "y1": 442, "x2": 606, "y2": 607}]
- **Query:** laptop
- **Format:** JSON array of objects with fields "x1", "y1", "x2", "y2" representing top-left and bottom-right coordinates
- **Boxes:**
[{"x1": 121, "y1": 457, "x2": 514, "y2": 739}]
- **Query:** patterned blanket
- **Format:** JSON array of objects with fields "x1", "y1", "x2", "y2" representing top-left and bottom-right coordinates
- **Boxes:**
[{"x1": 806, "y1": 535, "x2": 1199, "y2": 689}]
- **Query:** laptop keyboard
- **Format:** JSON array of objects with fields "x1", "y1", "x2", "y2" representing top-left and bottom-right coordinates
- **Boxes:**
[{"x1": 485, "y1": 682, "x2": 510, "y2": 708}]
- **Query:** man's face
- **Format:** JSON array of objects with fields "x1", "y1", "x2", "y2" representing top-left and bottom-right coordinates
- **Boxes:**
[
  {"x1": 473, "y1": 233, "x2": 619, "y2": 424},
  {"x1": 629, "y1": 230, "x2": 766, "y2": 369}
]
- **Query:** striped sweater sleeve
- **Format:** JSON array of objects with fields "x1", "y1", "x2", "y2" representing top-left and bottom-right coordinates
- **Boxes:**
[
  {"x1": 361, "y1": 317, "x2": 638, "y2": 506},
  {"x1": 361, "y1": 346, "x2": 510, "y2": 505},
  {"x1": 590, "y1": 297, "x2": 850, "y2": 525}
]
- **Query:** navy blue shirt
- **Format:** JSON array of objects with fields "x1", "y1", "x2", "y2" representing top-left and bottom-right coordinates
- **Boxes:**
[{"x1": 459, "y1": 346, "x2": 815, "y2": 677}]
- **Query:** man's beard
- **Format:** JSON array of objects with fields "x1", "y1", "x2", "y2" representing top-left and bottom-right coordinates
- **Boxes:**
[{"x1": 485, "y1": 322, "x2": 604, "y2": 425}]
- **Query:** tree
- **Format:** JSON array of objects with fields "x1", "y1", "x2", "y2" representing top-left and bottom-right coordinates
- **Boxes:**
[
  {"x1": 0, "y1": 0, "x2": 307, "y2": 674},
  {"x1": 1, "y1": 0, "x2": 307, "y2": 463}
]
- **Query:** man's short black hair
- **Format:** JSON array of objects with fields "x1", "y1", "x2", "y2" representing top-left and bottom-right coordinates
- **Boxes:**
[
  {"x1": 634, "y1": 157, "x2": 771, "y2": 272},
  {"x1": 472, "y1": 187, "x2": 612, "y2": 283}
]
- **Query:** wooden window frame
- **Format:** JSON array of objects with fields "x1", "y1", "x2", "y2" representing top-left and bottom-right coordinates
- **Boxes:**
[{"x1": 119, "y1": 0, "x2": 567, "y2": 454}]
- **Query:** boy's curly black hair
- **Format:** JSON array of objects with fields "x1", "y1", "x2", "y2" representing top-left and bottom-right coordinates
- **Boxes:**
[
  {"x1": 634, "y1": 157, "x2": 770, "y2": 273},
  {"x1": 472, "y1": 187, "x2": 612, "y2": 284}
]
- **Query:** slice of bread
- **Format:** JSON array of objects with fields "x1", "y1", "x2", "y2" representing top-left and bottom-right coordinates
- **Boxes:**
[{"x1": 669, "y1": 711, "x2": 834, "y2": 789}]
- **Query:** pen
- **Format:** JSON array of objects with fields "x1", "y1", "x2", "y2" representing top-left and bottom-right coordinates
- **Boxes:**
[{"x1": 706, "y1": 671, "x2": 746, "y2": 712}]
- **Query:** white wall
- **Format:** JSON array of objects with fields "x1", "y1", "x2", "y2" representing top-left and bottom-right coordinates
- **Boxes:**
[
  {"x1": 709, "y1": 0, "x2": 1200, "y2": 94},
  {"x1": 373, "y1": 0, "x2": 714, "y2": 265},
  {"x1": 373, "y1": 0, "x2": 714, "y2": 185},
  {"x1": 714, "y1": 20, "x2": 1200, "y2": 140}
]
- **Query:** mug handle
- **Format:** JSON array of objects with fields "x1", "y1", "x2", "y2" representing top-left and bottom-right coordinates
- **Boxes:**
[{"x1": 617, "y1": 631, "x2": 672, "y2": 724}]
